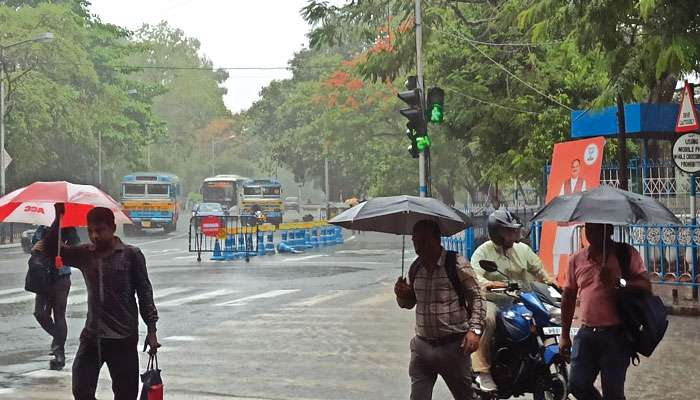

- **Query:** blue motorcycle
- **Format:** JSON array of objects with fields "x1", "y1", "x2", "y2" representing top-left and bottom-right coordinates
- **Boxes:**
[{"x1": 474, "y1": 261, "x2": 569, "y2": 400}]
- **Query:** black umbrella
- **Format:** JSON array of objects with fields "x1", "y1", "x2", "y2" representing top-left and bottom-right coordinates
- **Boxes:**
[
  {"x1": 329, "y1": 195, "x2": 470, "y2": 235},
  {"x1": 329, "y1": 195, "x2": 471, "y2": 276},
  {"x1": 531, "y1": 185, "x2": 681, "y2": 225}
]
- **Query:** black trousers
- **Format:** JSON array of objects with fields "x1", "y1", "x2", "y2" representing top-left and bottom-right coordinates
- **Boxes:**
[
  {"x1": 72, "y1": 336, "x2": 139, "y2": 400},
  {"x1": 33, "y1": 276, "x2": 71, "y2": 350}
]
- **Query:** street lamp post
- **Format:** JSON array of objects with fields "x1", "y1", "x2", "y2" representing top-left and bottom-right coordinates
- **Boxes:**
[
  {"x1": 0, "y1": 32, "x2": 54, "y2": 195},
  {"x1": 210, "y1": 134, "x2": 237, "y2": 176}
]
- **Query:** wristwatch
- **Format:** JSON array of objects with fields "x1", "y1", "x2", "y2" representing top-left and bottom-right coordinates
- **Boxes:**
[{"x1": 471, "y1": 328, "x2": 483, "y2": 336}]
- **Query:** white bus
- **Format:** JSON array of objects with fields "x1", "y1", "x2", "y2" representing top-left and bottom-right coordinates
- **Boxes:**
[{"x1": 200, "y1": 174, "x2": 248, "y2": 213}]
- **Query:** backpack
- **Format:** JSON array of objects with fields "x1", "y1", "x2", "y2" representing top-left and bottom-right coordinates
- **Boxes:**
[
  {"x1": 25, "y1": 253, "x2": 51, "y2": 294},
  {"x1": 409, "y1": 250, "x2": 467, "y2": 312},
  {"x1": 615, "y1": 243, "x2": 669, "y2": 364}
]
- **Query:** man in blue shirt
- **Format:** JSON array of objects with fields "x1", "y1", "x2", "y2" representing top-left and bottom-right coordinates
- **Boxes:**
[{"x1": 31, "y1": 224, "x2": 81, "y2": 370}]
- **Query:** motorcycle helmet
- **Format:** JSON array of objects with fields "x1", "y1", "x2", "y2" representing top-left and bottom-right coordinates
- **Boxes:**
[{"x1": 487, "y1": 209, "x2": 522, "y2": 244}]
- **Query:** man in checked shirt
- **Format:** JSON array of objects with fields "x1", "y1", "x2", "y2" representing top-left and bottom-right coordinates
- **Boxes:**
[{"x1": 395, "y1": 219, "x2": 486, "y2": 400}]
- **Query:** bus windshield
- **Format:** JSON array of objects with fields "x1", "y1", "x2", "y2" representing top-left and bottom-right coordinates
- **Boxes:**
[
  {"x1": 124, "y1": 184, "x2": 145, "y2": 196},
  {"x1": 202, "y1": 181, "x2": 237, "y2": 204},
  {"x1": 147, "y1": 184, "x2": 170, "y2": 196},
  {"x1": 243, "y1": 186, "x2": 262, "y2": 196}
]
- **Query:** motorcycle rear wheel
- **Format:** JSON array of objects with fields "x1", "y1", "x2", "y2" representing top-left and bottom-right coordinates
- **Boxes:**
[{"x1": 533, "y1": 373, "x2": 568, "y2": 400}]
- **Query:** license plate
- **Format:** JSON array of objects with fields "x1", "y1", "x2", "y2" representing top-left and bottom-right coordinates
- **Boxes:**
[
  {"x1": 542, "y1": 327, "x2": 580, "y2": 336},
  {"x1": 141, "y1": 221, "x2": 151, "y2": 228}
]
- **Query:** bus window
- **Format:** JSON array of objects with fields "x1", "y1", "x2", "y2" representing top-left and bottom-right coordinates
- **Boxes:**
[
  {"x1": 243, "y1": 186, "x2": 262, "y2": 196},
  {"x1": 124, "y1": 184, "x2": 146, "y2": 196},
  {"x1": 147, "y1": 184, "x2": 170, "y2": 196},
  {"x1": 263, "y1": 187, "x2": 280, "y2": 196}
]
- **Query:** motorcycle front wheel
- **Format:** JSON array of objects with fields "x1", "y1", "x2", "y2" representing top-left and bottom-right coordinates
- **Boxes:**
[{"x1": 532, "y1": 372, "x2": 568, "y2": 400}]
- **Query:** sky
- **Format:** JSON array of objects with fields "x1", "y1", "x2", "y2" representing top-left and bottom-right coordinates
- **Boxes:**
[{"x1": 89, "y1": 0, "x2": 313, "y2": 112}]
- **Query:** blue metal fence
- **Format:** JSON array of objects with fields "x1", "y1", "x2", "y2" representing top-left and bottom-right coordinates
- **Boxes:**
[{"x1": 443, "y1": 222, "x2": 700, "y2": 288}]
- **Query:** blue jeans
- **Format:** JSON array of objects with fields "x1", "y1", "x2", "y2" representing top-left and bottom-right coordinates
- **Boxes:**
[{"x1": 569, "y1": 326, "x2": 631, "y2": 400}]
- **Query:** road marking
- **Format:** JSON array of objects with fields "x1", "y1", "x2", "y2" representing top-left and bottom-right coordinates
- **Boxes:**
[
  {"x1": 173, "y1": 254, "x2": 196, "y2": 260},
  {"x1": 0, "y1": 292, "x2": 35, "y2": 305},
  {"x1": 354, "y1": 291, "x2": 395, "y2": 307},
  {"x1": 0, "y1": 388, "x2": 15, "y2": 395},
  {"x1": 154, "y1": 287, "x2": 195, "y2": 299},
  {"x1": 217, "y1": 289, "x2": 299, "y2": 306},
  {"x1": 162, "y1": 335, "x2": 199, "y2": 342},
  {"x1": 0, "y1": 288, "x2": 25, "y2": 296},
  {"x1": 158, "y1": 289, "x2": 236, "y2": 307},
  {"x1": 134, "y1": 233, "x2": 187, "y2": 247},
  {"x1": 289, "y1": 290, "x2": 353, "y2": 307},
  {"x1": 346, "y1": 235, "x2": 357, "y2": 241},
  {"x1": 280, "y1": 254, "x2": 327, "y2": 262}
]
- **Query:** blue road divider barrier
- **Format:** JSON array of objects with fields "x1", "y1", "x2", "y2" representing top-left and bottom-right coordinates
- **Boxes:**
[{"x1": 190, "y1": 217, "x2": 345, "y2": 262}]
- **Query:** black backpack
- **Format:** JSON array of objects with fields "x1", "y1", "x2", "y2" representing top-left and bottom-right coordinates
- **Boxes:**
[
  {"x1": 409, "y1": 250, "x2": 467, "y2": 312},
  {"x1": 25, "y1": 253, "x2": 51, "y2": 294},
  {"x1": 615, "y1": 243, "x2": 669, "y2": 363}
]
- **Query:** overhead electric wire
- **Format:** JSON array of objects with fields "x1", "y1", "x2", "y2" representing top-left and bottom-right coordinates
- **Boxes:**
[
  {"x1": 443, "y1": 30, "x2": 574, "y2": 112},
  {"x1": 445, "y1": 87, "x2": 541, "y2": 115},
  {"x1": 34, "y1": 61, "x2": 337, "y2": 71}
]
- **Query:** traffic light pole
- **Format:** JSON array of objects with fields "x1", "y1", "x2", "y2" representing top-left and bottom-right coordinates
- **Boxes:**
[{"x1": 415, "y1": 0, "x2": 427, "y2": 198}]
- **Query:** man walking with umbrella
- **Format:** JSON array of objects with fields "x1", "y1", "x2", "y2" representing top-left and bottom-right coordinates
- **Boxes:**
[
  {"x1": 560, "y1": 223, "x2": 651, "y2": 399},
  {"x1": 43, "y1": 204, "x2": 160, "y2": 400},
  {"x1": 395, "y1": 219, "x2": 485, "y2": 400}
]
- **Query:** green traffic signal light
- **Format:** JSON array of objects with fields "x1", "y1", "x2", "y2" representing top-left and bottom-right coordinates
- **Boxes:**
[
  {"x1": 427, "y1": 87, "x2": 444, "y2": 124},
  {"x1": 416, "y1": 135, "x2": 431, "y2": 151},
  {"x1": 430, "y1": 104, "x2": 443, "y2": 124}
]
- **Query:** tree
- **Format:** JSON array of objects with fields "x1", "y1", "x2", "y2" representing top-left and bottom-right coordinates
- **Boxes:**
[{"x1": 1, "y1": 1, "x2": 160, "y2": 195}]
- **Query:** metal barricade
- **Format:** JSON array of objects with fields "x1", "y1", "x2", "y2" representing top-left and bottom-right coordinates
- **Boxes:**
[
  {"x1": 627, "y1": 225, "x2": 700, "y2": 286},
  {"x1": 188, "y1": 216, "x2": 343, "y2": 262}
]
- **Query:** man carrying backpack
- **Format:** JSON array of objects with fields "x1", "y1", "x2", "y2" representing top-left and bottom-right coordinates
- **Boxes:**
[
  {"x1": 559, "y1": 223, "x2": 651, "y2": 400},
  {"x1": 31, "y1": 225, "x2": 81, "y2": 370},
  {"x1": 394, "y1": 219, "x2": 485, "y2": 400}
]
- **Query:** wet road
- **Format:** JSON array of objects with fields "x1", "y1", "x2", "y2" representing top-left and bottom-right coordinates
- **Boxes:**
[{"x1": 0, "y1": 229, "x2": 698, "y2": 399}]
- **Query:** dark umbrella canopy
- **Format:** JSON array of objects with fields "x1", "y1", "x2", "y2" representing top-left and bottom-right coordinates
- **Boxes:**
[
  {"x1": 329, "y1": 195, "x2": 470, "y2": 236},
  {"x1": 531, "y1": 185, "x2": 681, "y2": 225}
]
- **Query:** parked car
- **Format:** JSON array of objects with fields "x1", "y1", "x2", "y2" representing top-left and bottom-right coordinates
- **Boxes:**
[
  {"x1": 191, "y1": 202, "x2": 226, "y2": 218},
  {"x1": 21, "y1": 229, "x2": 36, "y2": 254}
]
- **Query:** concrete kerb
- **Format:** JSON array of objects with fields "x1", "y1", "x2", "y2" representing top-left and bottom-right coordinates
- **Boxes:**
[
  {"x1": 0, "y1": 242, "x2": 21, "y2": 249},
  {"x1": 653, "y1": 283, "x2": 700, "y2": 316}
]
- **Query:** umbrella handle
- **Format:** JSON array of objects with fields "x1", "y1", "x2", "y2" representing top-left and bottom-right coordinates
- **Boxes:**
[
  {"x1": 55, "y1": 212, "x2": 63, "y2": 269},
  {"x1": 401, "y1": 235, "x2": 405, "y2": 277}
]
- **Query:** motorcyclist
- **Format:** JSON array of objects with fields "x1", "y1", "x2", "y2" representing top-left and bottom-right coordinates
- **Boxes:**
[{"x1": 470, "y1": 209, "x2": 553, "y2": 392}]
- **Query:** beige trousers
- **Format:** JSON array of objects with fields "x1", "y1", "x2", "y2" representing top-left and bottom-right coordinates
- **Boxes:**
[{"x1": 471, "y1": 301, "x2": 498, "y2": 373}]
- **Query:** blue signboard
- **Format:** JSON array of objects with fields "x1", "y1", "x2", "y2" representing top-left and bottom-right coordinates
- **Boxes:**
[{"x1": 571, "y1": 103, "x2": 700, "y2": 138}]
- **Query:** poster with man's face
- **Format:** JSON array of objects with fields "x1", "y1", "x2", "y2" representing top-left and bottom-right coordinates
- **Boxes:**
[{"x1": 540, "y1": 137, "x2": 606, "y2": 285}]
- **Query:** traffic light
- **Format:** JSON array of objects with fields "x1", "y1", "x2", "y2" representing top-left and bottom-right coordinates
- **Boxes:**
[
  {"x1": 406, "y1": 127, "x2": 419, "y2": 159},
  {"x1": 398, "y1": 76, "x2": 429, "y2": 158},
  {"x1": 427, "y1": 87, "x2": 444, "y2": 124}
]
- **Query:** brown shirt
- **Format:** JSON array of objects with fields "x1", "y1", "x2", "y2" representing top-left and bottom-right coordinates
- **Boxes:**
[
  {"x1": 398, "y1": 250, "x2": 485, "y2": 339},
  {"x1": 47, "y1": 232, "x2": 158, "y2": 340}
]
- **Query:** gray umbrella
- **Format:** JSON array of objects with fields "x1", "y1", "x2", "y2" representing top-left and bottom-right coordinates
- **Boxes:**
[
  {"x1": 531, "y1": 185, "x2": 681, "y2": 225},
  {"x1": 329, "y1": 195, "x2": 470, "y2": 236}
]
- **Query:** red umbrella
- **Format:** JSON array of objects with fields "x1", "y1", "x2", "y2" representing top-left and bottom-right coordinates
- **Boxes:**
[
  {"x1": 0, "y1": 181, "x2": 131, "y2": 227},
  {"x1": 0, "y1": 181, "x2": 132, "y2": 268}
]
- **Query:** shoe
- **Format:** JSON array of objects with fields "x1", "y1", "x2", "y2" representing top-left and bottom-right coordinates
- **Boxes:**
[
  {"x1": 476, "y1": 372, "x2": 498, "y2": 392},
  {"x1": 49, "y1": 347, "x2": 65, "y2": 371}
]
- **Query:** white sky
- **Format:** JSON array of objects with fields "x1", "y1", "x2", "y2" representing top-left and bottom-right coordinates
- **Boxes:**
[{"x1": 89, "y1": 0, "x2": 313, "y2": 112}]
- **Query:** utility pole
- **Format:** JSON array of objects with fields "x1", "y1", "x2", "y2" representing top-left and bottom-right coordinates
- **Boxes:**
[
  {"x1": 1, "y1": 47, "x2": 5, "y2": 196},
  {"x1": 414, "y1": 0, "x2": 427, "y2": 197},
  {"x1": 211, "y1": 138, "x2": 215, "y2": 176},
  {"x1": 616, "y1": 94, "x2": 628, "y2": 190},
  {"x1": 325, "y1": 156, "x2": 330, "y2": 219},
  {"x1": 97, "y1": 131, "x2": 102, "y2": 186}
]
